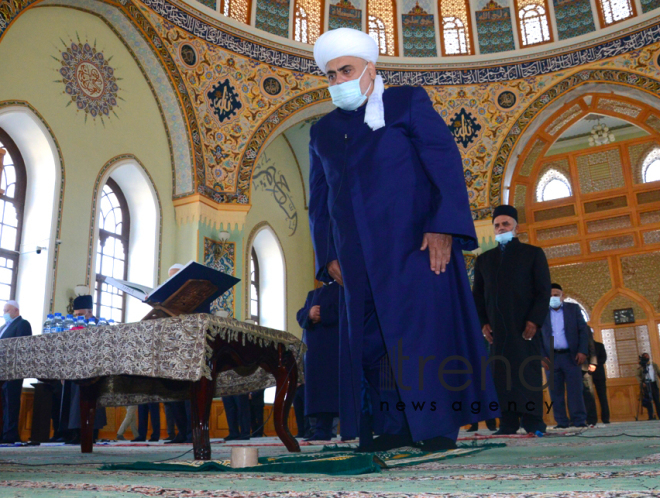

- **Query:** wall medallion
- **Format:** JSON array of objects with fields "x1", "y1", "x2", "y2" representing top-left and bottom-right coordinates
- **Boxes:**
[
  {"x1": 57, "y1": 41, "x2": 119, "y2": 121},
  {"x1": 207, "y1": 79, "x2": 242, "y2": 123},
  {"x1": 449, "y1": 108, "x2": 482, "y2": 148},
  {"x1": 497, "y1": 90, "x2": 517, "y2": 110},
  {"x1": 262, "y1": 76, "x2": 283, "y2": 97},
  {"x1": 180, "y1": 43, "x2": 198, "y2": 67}
]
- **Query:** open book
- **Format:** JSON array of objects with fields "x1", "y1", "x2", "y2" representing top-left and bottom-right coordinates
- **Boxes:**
[{"x1": 104, "y1": 260, "x2": 240, "y2": 314}]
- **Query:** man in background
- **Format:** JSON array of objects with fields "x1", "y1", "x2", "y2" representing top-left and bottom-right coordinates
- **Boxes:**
[
  {"x1": 66, "y1": 295, "x2": 108, "y2": 444},
  {"x1": 296, "y1": 282, "x2": 340, "y2": 441},
  {"x1": 0, "y1": 300, "x2": 32, "y2": 444},
  {"x1": 540, "y1": 284, "x2": 589, "y2": 429},
  {"x1": 473, "y1": 205, "x2": 551, "y2": 435},
  {"x1": 592, "y1": 337, "x2": 610, "y2": 424},
  {"x1": 637, "y1": 353, "x2": 660, "y2": 420}
]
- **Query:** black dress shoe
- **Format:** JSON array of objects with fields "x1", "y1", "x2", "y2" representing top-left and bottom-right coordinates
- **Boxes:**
[
  {"x1": 224, "y1": 435, "x2": 239, "y2": 441},
  {"x1": 65, "y1": 435, "x2": 81, "y2": 445},
  {"x1": 165, "y1": 434, "x2": 186, "y2": 444},
  {"x1": 414, "y1": 436, "x2": 457, "y2": 452},
  {"x1": 357, "y1": 434, "x2": 413, "y2": 452},
  {"x1": 132, "y1": 437, "x2": 146, "y2": 442},
  {"x1": 466, "y1": 423, "x2": 478, "y2": 432},
  {"x1": 304, "y1": 433, "x2": 333, "y2": 441},
  {"x1": 148, "y1": 436, "x2": 159, "y2": 442}
]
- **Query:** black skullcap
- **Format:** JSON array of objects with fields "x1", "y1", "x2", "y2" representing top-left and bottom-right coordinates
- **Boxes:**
[
  {"x1": 73, "y1": 295, "x2": 93, "y2": 310},
  {"x1": 492, "y1": 205, "x2": 518, "y2": 223},
  {"x1": 551, "y1": 283, "x2": 563, "y2": 291}
]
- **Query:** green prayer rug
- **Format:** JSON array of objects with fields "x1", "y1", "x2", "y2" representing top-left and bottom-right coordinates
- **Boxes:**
[{"x1": 100, "y1": 446, "x2": 490, "y2": 475}]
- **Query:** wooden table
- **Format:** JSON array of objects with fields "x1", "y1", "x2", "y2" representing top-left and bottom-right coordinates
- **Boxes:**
[{"x1": 0, "y1": 314, "x2": 302, "y2": 459}]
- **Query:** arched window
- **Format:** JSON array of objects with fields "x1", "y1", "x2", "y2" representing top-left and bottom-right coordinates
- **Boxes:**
[
  {"x1": 439, "y1": 0, "x2": 474, "y2": 56},
  {"x1": 94, "y1": 178, "x2": 130, "y2": 322},
  {"x1": 0, "y1": 129, "x2": 26, "y2": 309},
  {"x1": 597, "y1": 0, "x2": 634, "y2": 26},
  {"x1": 219, "y1": 0, "x2": 252, "y2": 24},
  {"x1": 250, "y1": 247, "x2": 260, "y2": 324},
  {"x1": 536, "y1": 168, "x2": 572, "y2": 202},
  {"x1": 367, "y1": 0, "x2": 397, "y2": 55},
  {"x1": 564, "y1": 297, "x2": 590, "y2": 323},
  {"x1": 515, "y1": 0, "x2": 551, "y2": 46},
  {"x1": 642, "y1": 148, "x2": 660, "y2": 184}
]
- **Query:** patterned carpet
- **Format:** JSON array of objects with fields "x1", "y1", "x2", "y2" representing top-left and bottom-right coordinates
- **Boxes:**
[{"x1": 1, "y1": 421, "x2": 659, "y2": 497}]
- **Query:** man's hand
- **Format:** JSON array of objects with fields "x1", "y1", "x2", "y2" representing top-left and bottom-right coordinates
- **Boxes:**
[
  {"x1": 588, "y1": 364, "x2": 596, "y2": 373},
  {"x1": 542, "y1": 357, "x2": 551, "y2": 370},
  {"x1": 308, "y1": 305, "x2": 321, "y2": 324},
  {"x1": 522, "y1": 321, "x2": 537, "y2": 341},
  {"x1": 327, "y1": 260, "x2": 343, "y2": 286},
  {"x1": 421, "y1": 233, "x2": 452, "y2": 274},
  {"x1": 575, "y1": 353, "x2": 587, "y2": 366},
  {"x1": 482, "y1": 324, "x2": 493, "y2": 345}
]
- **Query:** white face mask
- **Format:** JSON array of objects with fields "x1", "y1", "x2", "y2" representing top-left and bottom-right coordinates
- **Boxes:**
[
  {"x1": 495, "y1": 230, "x2": 515, "y2": 245},
  {"x1": 328, "y1": 64, "x2": 372, "y2": 111}
]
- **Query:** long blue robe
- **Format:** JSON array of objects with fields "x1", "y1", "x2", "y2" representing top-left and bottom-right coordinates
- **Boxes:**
[
  {"x1": 308, "y1": 86, "x2": 499, "y2": 442},
  {"x1": 296, "y1": 283, "x2": 340, "y2": 416}
]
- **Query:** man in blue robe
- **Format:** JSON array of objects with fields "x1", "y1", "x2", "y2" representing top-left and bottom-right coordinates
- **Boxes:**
[
  {"x1": 309, "y1": 28, "x2": 499, "y2": 452},
  {"x1": 296, "y1": 282, "x2": 340, "y2": 440}
]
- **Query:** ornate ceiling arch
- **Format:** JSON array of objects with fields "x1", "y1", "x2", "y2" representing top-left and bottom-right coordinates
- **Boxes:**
[{"x1": 490, "y1": 69, "x2": 660, "y2": 210}]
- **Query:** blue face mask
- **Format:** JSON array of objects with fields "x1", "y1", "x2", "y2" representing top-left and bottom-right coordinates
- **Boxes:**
[
  {"x1": 550, "y1": 296, "x2": 562, "y2": 309},
  {"x1": 3, "y1": 313, "x2": 11, "y2": 323},
  {"x1": 495, "y1": 230, "x2": 515, "y2": 245},
  {"x1": 328, "y1": 65, "x2": 372, "y2": 111}
]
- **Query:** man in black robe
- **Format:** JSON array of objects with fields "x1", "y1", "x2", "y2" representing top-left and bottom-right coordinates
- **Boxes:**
[{"x1": 473, "y1": 205, "x2": 551, "y2": 435}]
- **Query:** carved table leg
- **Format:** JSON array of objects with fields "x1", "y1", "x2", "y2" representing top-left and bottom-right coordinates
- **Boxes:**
[
  {"x1": 191, "y1": 374, "x2": 217, "y2": 460},
  {"x1": 79, "y1": 383, "x2": 99, "y2": 454},
  {"x1": 270, "y1": 344, "x2": 300, "y2": 452}
]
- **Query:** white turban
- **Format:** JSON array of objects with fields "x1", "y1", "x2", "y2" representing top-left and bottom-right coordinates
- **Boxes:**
[
  {"x1": 313, "y1": 28, "x2": 386, "y2": 131},
  {"x1": 5, "y1": 300, "x2": 19, "y2": 309},
  {"x1": 169, "y1": 264, "x2": 184, "y2": 272}
]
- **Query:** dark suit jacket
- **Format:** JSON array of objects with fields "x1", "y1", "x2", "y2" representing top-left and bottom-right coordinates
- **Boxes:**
[
  {"x1": 0, "y1": 315, "x2": 32, "y2": 341},
  {"x1": 593, "y1": 341, "x2": 607, "y2": 380},
  {"x1": 540, "y1": 302, "x2": 589, "y2": 360}
]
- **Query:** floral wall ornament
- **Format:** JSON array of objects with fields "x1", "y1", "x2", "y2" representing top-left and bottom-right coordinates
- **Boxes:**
[{"x1": 56, "y1": 37, "x2": 120, "y2": 123}]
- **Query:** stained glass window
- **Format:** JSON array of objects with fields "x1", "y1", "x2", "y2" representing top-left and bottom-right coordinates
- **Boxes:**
[
  {"x1": 515, "y1": 0, "x2": 551, "y2": 46},
  {"x1": 439, "y1": 0, "x2": 473, "y2": 55},
  {"x1": 94, "y1": 178, "x2": 129, "y2": 323},
  {"x1": 536, "y1": 168, "x2": 572, "y2": 202},
  {"x1": 368, "y1": 0, "x2": 397, "y2": 55},
  {"x1": 598, "y1": 0, "x2": 634, "y2": 26},
  {"x1": 294, "y1": 0, "x2": 322, "y2": 43},
  {"x1": 219, "y1": 0, "x2": 252, "y2": 24},
  {"x1": 0, "y1": 129, "x2": 26, "y2": 310},
  {"x1": 250, "y1": 248, "x2": 260, "y2": 324},
  {"x1": 642, "y1": 148, "x2": 660, "y2": 184}
]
